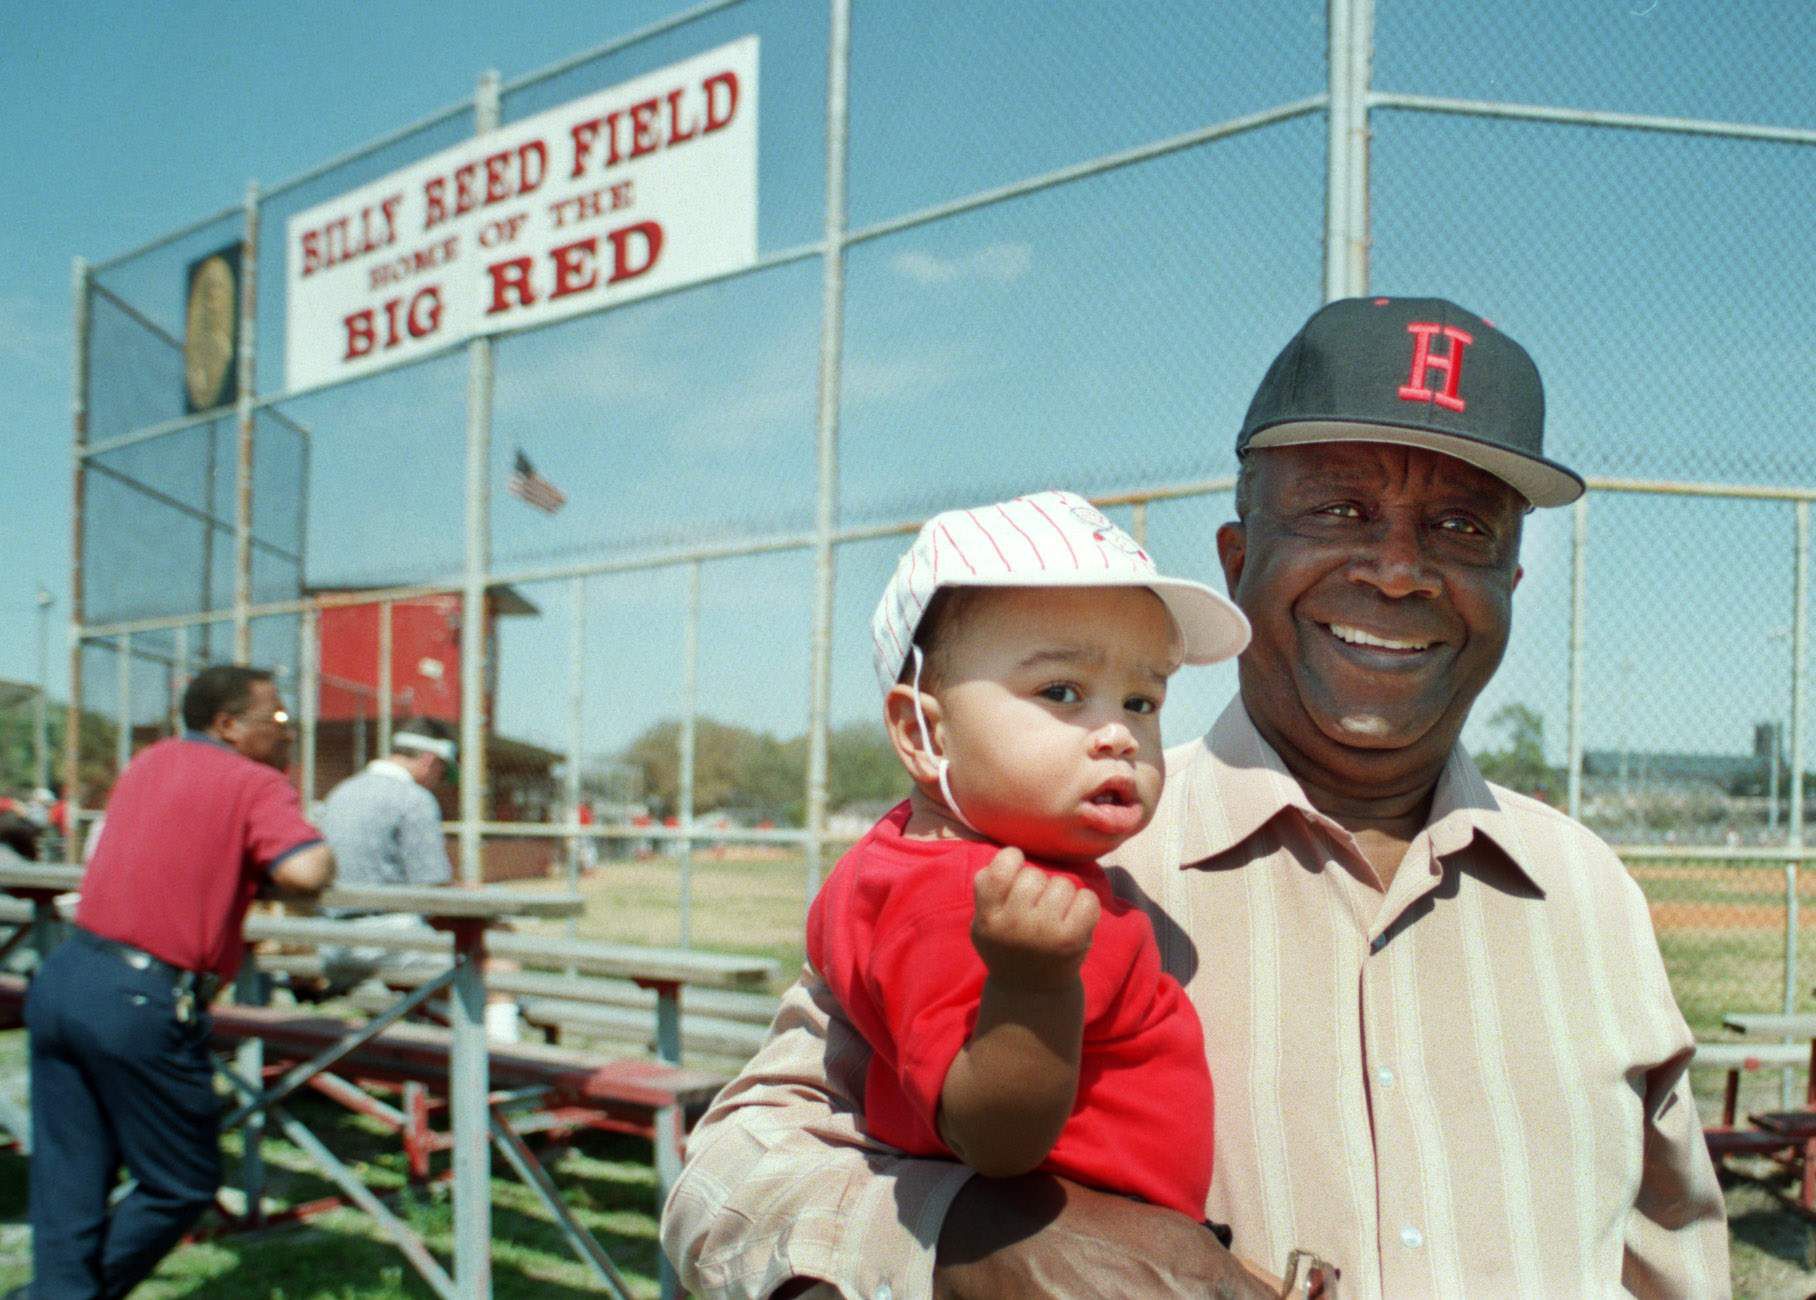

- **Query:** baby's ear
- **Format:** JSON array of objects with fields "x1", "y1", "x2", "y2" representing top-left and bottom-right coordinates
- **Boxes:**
[{"x1": 883, "y1": 683, "x2": 944, "y2": 785}]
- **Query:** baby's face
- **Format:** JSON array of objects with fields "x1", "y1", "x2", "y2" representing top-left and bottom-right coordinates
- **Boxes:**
[{"x1": 933, "y1": 586, "x2": 1178, "y2": 864}]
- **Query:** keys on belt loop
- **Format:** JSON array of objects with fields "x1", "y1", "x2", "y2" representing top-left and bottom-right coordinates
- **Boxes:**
[{"x1": 173, "y1": 970, "x2": 213, "y2": 1024}]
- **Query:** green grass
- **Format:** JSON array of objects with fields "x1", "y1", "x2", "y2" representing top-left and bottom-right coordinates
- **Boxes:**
[
  {"x1": 0, "y1": 1084, "x2": 671, "y2": 1298},
  {"x1": 0, "y1": 853, "x2": 1812, "y2": 1294}
]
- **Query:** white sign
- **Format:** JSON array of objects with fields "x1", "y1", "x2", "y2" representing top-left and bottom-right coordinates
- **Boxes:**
[{"x1": 284, "y1": 38, "x2": 758, "y2": 393}]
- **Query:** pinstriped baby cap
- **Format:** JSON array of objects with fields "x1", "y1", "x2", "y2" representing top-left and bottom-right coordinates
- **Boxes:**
[{"x1": 871, "y1": 489, "x2": 1250, "y2": 695}]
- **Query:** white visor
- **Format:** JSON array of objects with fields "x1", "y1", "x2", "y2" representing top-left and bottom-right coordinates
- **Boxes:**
[{"x1": 393, "y1": 732, "x2": 457, "y2": 762}]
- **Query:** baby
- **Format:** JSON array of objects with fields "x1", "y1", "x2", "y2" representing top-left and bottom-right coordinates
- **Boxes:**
[{"x1": 806, "y1": 490, "x2": 1249, "y2": 1220}]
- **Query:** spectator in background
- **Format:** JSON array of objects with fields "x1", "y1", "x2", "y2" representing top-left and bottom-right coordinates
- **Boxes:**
[
  {"x1": 577, "y1": 797, "x2": 599, "y2": 872},
  {"x1": 316, "y1": 719, "x2": 520, "y2": 1039},
  {"x1": 23, "y1": 665, "x2": 333, "y2": 1298}
]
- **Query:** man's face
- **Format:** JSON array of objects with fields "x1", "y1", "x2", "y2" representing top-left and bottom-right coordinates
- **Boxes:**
[
  {"x1": 1216, "y1": 443, "x2": 1525, "y2": 790},
  {"x1": 920, "y1": 587, "x2": 1177, "y2": 864},
  {"x1": 221, "y1": 680, "x2": 293, "y2": 770}
]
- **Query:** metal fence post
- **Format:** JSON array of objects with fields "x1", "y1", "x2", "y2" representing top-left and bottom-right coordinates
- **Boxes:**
[
  {"x1": 115, "y1": 635, "x2": 132, "y2": 775},
  {"x1": 567, "y1": 575, "x2": 586, "y2": 934},
  {"x1": 453, "y1": 71, "x2": 501, "y2": 1300},
  {"x1": 233, "y1": 180, "x2": 261, "y2": 665},
  {"x1": 378, "y1": 598, "x2": 394, "y2": 756},
  {"x1": 171, "y1": 623, "x2": 189, "y2": 736},
  {"x1": 34, "y1": 588, "x2": 52, "y2": 793},
  {"x1": 1323, "y1": 0, "x2": 1372, "y2": 300},
  {"x1": 67, "y1": 257, "x2": 90, "y2": 857},
  {"x1": 805, "y1": 0, "x2": 852, "y2": 907},
  {"x1": 1784, "y1": 501, "x2": 1809, "y2": 1105},
  {"x1": 460, "y1": 71, "x2": 502, "y2": 890},
  {"x1": 1566, "y1": 494, "x2": 1589, "y2": 820},
  {"x1": 680, "y1": 561, "x2": 700, "y2": 947},
  {"x1": 300, "y1": 605, "x2": 319, "y2": 809}
]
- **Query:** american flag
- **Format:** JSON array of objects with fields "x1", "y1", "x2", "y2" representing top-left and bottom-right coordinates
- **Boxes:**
[{"x1": 509, "y1": 450, "x2": 567, "y2": 514}]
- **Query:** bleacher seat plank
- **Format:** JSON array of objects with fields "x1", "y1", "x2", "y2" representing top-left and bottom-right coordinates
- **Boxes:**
[{"x1": 207, "y1": 1004, "x2": 726, "y2": 1111}]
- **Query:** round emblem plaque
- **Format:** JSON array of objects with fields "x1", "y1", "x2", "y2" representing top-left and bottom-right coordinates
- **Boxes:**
[{"x1": 183, "y1": 253, "x2": 237, "y2": 411}]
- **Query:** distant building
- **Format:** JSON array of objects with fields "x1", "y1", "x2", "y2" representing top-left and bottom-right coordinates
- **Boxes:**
[{"x1": 1582, "y1": 749, "x2": 1766, "y2": 794}]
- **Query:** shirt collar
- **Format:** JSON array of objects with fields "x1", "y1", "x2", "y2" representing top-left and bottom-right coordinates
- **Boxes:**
[
  {"x1": 366, "y1": 758, "x2": 416, "y2": 784},
  {"x1": 1175, "y1": 697, "x2": 1545, "y2": 895},
  {"x1": 182, "y1": 728, "x2": 237, "y2": 754}
]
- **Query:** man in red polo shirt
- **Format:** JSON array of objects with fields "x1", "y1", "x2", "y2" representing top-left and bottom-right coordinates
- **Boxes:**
[{"x1": 21, "y1": 665, "x2": 335, "y2": 1299}]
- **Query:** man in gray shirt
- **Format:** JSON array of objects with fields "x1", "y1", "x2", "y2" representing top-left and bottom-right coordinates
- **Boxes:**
[
  {"x1": 317, "y1": 720, "x2": 457, "y2": 990},
  {"x1": 321, "y1": 720, "x2": 456, "y2": 893}
]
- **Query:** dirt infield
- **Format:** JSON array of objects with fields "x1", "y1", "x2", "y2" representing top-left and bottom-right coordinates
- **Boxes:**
[
  {"x1": 1649, "y1": 901, "x2": 1816, "y2": 932},
  {"x1": 1630, "y1": 864, "x2": 1816, "y2": 895}
]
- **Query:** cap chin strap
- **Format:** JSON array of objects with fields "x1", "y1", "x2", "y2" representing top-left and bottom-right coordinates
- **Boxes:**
[{"x1": 911, "y1": 646, "x2": 979, "y2": 834}]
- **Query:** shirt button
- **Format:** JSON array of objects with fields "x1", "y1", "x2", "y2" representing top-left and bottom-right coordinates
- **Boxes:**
[
  {"x1": 1377, "y1": 1067, "x2": 1395, "y2": 1087},
  {"x1": 1401, "y1": 1225, "x2": 1424, "y2": 1249}
]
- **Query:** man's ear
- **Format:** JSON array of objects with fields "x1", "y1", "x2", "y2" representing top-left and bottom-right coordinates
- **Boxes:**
[
  {"x1": 1512, "y1": 563, "x2": 1524, "y2": 592},
  {"x1": 884, "y1": 683, "x2": 945, "y2": 785},
  {"x1": 1215, "y1": 521, "x2": 1247, "y2": 598}
]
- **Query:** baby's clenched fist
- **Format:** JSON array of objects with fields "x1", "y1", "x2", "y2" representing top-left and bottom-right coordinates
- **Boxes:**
[{"x1": 970, "y1": 847, "x2": 1100, "y2": 990}]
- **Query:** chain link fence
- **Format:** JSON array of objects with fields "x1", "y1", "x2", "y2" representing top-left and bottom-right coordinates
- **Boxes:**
[{"x1": 66, "y1": 1, "x2": 1816, "y2": 1122}]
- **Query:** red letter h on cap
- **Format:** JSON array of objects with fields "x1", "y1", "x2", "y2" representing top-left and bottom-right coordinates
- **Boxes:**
[{"x1": 1397, "y1": 322, "x2": 1474, "y2": 413}]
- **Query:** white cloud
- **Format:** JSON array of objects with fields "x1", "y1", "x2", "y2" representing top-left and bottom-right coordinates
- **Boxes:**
[{"x1": 890, "y1": 241, "x2": 1032, "y2": 287}]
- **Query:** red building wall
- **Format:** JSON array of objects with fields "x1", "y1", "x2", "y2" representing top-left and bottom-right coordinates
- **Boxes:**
[{"x1": 317, "y1": 595, "x2": 470, "y2": 723}]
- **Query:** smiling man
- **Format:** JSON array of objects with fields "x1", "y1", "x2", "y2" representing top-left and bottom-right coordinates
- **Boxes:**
[{"x1": 663, "y1": 297, "x2": 1730, "y2": 1299}]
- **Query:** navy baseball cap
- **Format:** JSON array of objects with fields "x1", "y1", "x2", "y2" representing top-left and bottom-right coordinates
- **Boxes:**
[{"x1": 1237, "y1": 296, "x2": 1584, "y2": 508}]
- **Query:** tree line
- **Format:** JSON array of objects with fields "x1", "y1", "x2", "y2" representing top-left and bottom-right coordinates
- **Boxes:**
[{"x1": 618, "y1": 718, "x2": 907, "y2": 824}]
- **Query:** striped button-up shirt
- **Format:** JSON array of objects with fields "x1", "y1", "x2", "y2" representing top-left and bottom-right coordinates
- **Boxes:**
[{"x1": 663, "y1": 700, "x2": 1729, "y2": 1298}]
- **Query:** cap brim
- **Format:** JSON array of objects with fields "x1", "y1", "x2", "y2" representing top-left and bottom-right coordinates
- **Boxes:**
[
  {"x1": 937, "y1": 571, "x2": 1251, "y2": 666},
  {"x1": 1246, "y1": 421, "x2": 1584, "y2": 508}
]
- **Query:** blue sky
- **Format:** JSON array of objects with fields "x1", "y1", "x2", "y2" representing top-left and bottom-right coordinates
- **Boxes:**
[{"x1": 3, "y1": 2, "x2": 1811, "y2": 773}]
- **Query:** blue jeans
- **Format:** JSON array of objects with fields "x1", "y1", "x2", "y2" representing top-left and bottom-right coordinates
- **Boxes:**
[{"x1": 24, "y1": 935, "x2": 221, "y2": 1299}]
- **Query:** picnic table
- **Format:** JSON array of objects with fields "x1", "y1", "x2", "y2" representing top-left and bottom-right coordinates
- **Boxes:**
[
  {"x1": 1704, "y1": 1012, "x2": 1816, "y2": 1210},
  {"x1": 0, "y1": 863, "x2": 585, "y2": 1299}
]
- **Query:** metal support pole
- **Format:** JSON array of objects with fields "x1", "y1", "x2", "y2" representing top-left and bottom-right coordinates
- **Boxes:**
[
  {"x1": 378, "y1": 599, "x2": 394, "y2": 755},
  {"x1": 1784, "y1": 502, "x2": 1809, "y2": 1106},
  {"x1": 1346, "y1": 0, "x2": 1374, "y2": 296},
  {"x1": 200, "y1": 423, "x2": 218, "y2": 662},
  {"x1": 1566, "y1": 495, "x2": 1588, "y2": 820},
  {"x1": 1323, "y1": 0, "x2": 1372, "y2": 300},
  {"x1": 1792, "y1": 503, "x2": 1808, "y2": 846},
  {"x1": 566, "y1": 576, "x2": 586, "y2": 934},
  {"x1": 115, "y1": 635, "x2": 132, "y2": 775},
  {"x1": 804, "y1": 0, "x2": 851, "y2": 907},
  {"x1": 300, "y1": 605, "x2": 319, "y2": 809},
  {"x1": 234, "y1": 963, "x2": 270, "y2": 1228},
  {"x1": 448, "y1": 923, "x2": 492, "y2": 1298},
  {"x1": 233, "y1": 180, "x2": 261, "y2": 664},
  {"x1": 171, "y1": 623, "x2": 188, "y2": 736},
  {"x1": 1323, "y1": 0, "x2": 1351, "y2": 303},
  {"x1": 460, "y1": 71, "x2": 501, "y2": 888},
  {"x1": 67, "y1": 257, "x2": 91, "y2": 855},
  {"x1": 33, "y1": 588, "x2": 53, "y2": 794},
  {"x1": 679, "y1": 562, "x2": 699, "y2": 948}
]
